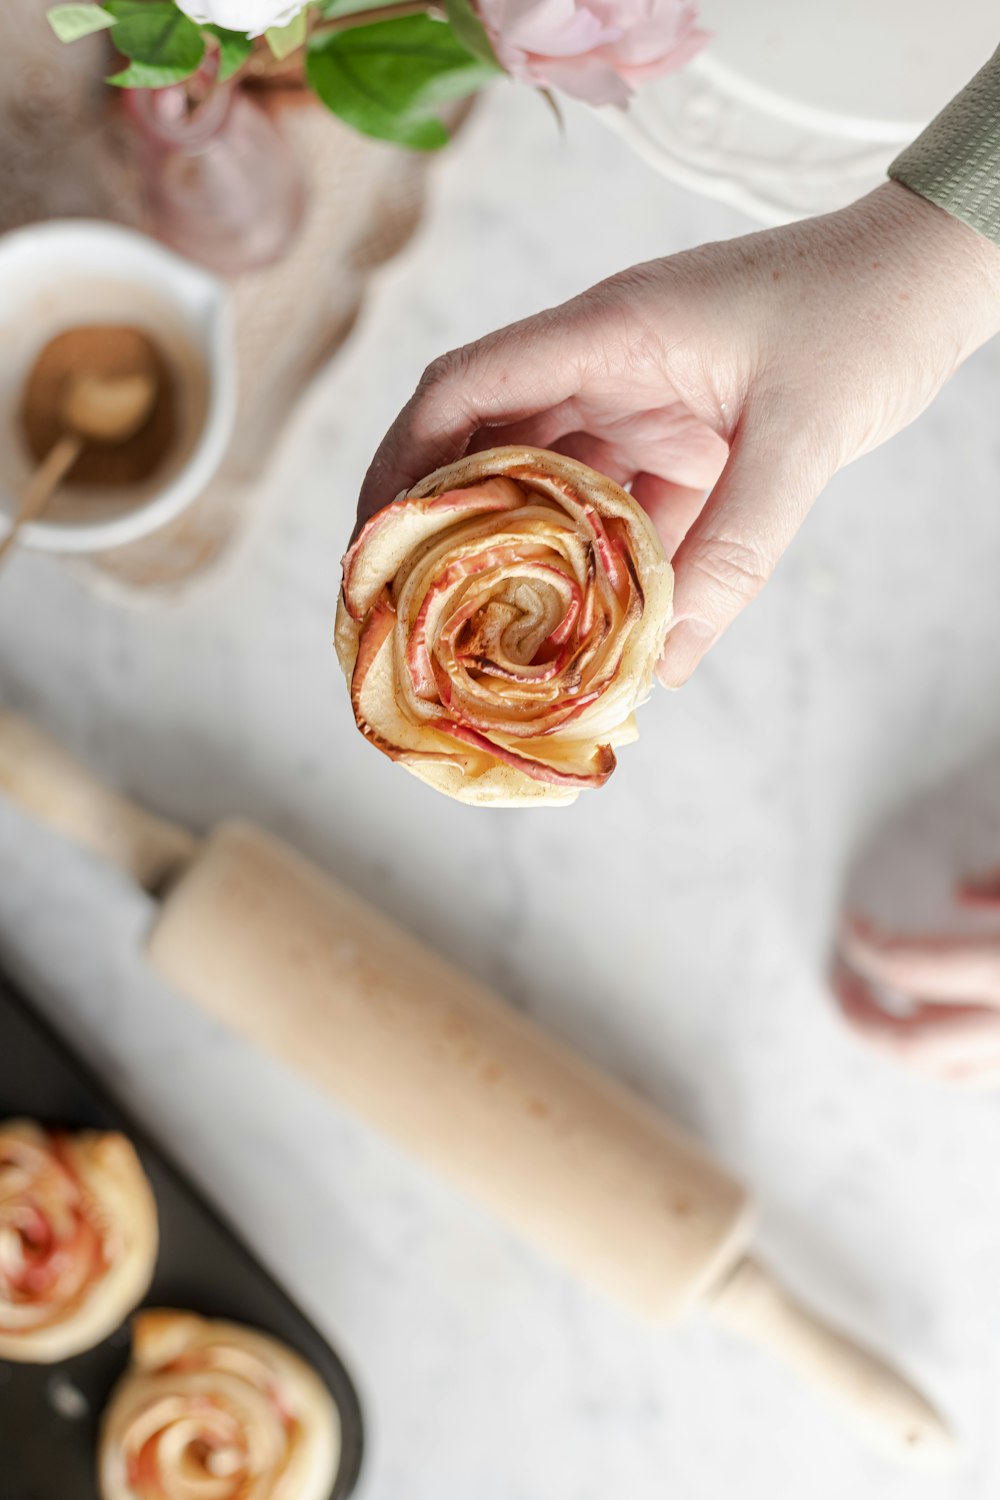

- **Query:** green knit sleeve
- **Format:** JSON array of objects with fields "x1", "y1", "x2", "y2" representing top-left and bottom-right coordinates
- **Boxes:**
[{"x1": 889, "y1": 46, "x2": 1000, "y2": 247}]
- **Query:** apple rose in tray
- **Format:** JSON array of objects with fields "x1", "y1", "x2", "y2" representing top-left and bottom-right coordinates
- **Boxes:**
[
  {"x1": 336, "y1": 447, "x2": 673, "y2": 806},
  {"x1": 99, "y1": 1311, "x2": 341, "y2": 1500},
  {"x1": 0, "y1": 1119, "x2": 157, "y2": 1362}
]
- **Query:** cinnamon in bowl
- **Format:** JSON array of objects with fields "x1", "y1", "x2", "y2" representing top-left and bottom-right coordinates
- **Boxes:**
[{"x1": 20, "y1": 325, "x2": 177, "y2": 492}]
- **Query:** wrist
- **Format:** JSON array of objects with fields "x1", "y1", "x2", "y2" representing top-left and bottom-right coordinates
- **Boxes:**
[{"x1": 857, "y1": 180, "x2": 1000, "y2": 357}]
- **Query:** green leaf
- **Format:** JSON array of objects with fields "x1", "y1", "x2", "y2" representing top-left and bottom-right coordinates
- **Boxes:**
[
  {"x1": 104, "y1": 0, "x2": 205, "y2": 86},
  {"x1": 107, "y1": 56, "x2": 195, "y2": 84},
  {"x1": 203, "y1": 23, "x2": 253, "y2": 80},
  {"x1": 443, "y1": 0, "x2": 496, "y2": 67},
  {"x1": 47, "y1": 3, "x2": 117, "y2": 42},
  {"x1": 266, "y1": 8, "x2": 307, "y2": 59},
  {"x1": 307, "y1": 13, "x2": 499, "y2": 150}
]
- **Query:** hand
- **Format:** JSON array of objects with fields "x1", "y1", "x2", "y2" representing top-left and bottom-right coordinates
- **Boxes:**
[
  {"x1": 834, "y1": 875, "x2": 1000, "y2": 1085},
  {"x1": 357, "y1": 183, "x2": 1000, "y2": 687}
]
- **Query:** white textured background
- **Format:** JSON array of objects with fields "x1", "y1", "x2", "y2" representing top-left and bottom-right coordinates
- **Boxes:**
[{"x1": 3, "y1": 84, "x2": 1000, "y2": 1498}]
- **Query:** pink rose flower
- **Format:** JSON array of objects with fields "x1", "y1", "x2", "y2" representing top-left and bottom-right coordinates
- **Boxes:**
[{"x1": 476, "y1": 0, "x2": 707, "y2": 108}]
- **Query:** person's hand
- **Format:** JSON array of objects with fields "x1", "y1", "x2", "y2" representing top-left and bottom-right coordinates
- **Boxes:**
[
  {"x1": 834, "y1": 876, "x2": 1000, "y2": 1085},
  {"x1": 357, "y1": 182, "x2": 1000, "y2": 687}
]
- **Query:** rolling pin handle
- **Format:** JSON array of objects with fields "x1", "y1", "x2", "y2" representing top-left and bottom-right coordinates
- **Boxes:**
[
  {"x1": 706, "y1": 1256, "x2": 955, "y2": 1466},
  {"x1": 0, "y1": 711, "x2": 196, "y2": 893}
]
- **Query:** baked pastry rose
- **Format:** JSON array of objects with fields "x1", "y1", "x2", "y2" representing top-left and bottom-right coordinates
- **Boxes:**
[
  {"x1": 0, "y1": 1119, "x2": 157, "y2": 1362},
  {"x1": 98, "y1": 1311, "x2": 341, "y2": 1500},
  {"x1": 336, "y1": 446, "x2": 673, "y2": 806}
]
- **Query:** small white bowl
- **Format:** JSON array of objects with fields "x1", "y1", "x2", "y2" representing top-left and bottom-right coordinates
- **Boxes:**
[{"x1": 0, "y1": 220, "x2": 237, "y2": 555}]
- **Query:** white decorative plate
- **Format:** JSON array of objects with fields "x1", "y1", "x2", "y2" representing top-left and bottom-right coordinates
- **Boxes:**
[{"x1": 602, "y1": 0, "x2": 997, "y2": 223}]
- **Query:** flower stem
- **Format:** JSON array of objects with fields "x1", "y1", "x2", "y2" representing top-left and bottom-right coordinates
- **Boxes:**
[{"x1": 310, "y1": 1, "x2": 444, "y2": 38}]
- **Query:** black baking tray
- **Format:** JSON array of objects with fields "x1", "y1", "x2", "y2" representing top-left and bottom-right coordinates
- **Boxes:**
[{"x1": 0, "y1": 968, "x2": 364, "y2": 1500}]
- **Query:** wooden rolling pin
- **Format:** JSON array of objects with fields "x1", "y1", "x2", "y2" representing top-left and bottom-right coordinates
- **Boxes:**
[{"x1": 0, "y1": 711, "x2": 954, "y2": 1464}]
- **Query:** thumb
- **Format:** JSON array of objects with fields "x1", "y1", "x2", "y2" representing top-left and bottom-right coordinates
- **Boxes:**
[
  {"x1": 356, "y1": 313, "x2": 587, "y2": 531},
  {"x1": 656, "y1": 424, "x2": 831, "y2": 689}
]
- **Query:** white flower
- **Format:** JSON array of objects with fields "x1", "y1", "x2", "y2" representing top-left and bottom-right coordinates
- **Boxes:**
[{"x1": 174, "y1": 0, "x2": 305, "y2": 38}]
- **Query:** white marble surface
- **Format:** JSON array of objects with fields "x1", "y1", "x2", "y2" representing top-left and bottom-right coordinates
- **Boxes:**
[{"x1": 3, "y1": 86, "x2": 1000, "y2": 1498}]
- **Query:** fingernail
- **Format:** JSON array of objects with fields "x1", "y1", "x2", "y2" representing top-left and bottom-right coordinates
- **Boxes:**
[{"x1": 656, "y1": 618, "x2": 714, "y2": 690}]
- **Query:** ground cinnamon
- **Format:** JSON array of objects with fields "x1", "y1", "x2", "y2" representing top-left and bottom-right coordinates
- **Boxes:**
[{"x1": 20, "y1": 325, "x2": 176, "y2": 488}]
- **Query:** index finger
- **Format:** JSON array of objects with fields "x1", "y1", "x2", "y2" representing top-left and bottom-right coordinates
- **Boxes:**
[{"x1": 841, "y1": 916, "x2": 1000, "y2": 1008}]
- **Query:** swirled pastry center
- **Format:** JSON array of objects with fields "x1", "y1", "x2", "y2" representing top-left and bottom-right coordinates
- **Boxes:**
[
  {"x1": 336, "y1": 450, "x2": 674, "y2": 806},
  {"x1": 0, "y1": 1133, "x2": 106, "y2": 1328}
]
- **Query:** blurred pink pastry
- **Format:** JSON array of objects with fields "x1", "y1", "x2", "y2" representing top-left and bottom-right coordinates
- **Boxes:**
[
  {"x1": 98, "y1": 1310, "x2": 341, "y2": 1500},
  {"x1": 0, "y1": 1119, "x2": 157, "y2": 1362}
]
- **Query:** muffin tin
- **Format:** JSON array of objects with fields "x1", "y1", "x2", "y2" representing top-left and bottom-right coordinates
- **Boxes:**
[{"x1": 0, "y1": 966, "x2": 364, "y2": 1499}]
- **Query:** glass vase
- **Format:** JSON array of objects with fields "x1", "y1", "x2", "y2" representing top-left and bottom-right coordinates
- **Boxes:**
[{"x1": 121, "y1": 64, "x2": 306, "y2": 276}]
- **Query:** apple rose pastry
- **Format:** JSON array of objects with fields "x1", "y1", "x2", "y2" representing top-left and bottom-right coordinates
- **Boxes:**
[
  {"x1": 98, "y1": 1311, "x2": 341, "y2": 1500},
  {"x1": 336, "y1": 446, "x2": 673, "y2": 806},
  {"x1": 0, "y1": 1119, "x2": 157, "y2": 1362}
]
